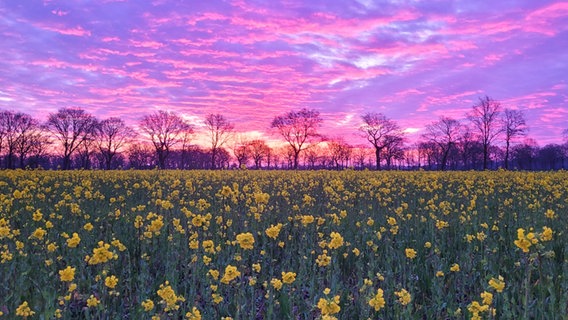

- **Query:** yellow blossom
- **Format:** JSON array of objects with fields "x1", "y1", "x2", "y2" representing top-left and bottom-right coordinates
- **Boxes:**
[
  {"x1": 271, "y1": 278, "x2": 283, "y2": 290},
  {"x1": 86, "y1": 295, "x2": 100, "y2": 307},
  {"x1": 394, "y1": 288, "x2": 411, "y2": 305},
  {"x1": 16, "y1": 301, "x2": 35, "y2": 317},
  {"x1": 328, "y1": 232, "x2": 344, "y2": 249},
  {"x1": 265, "y1": 223, "x2": 283, "y2": 239},
  {"x1": 317, "y1": 295, "x2": 341, "y2": 315},
  {"x1": 105, "y1": 275, "x2": 119, "y2": 289},
  {"x1": 185, "y1": 307, "x2": 202, "y2": 320},
  {"x1": 236, "y1": 232, "x2": 255, "y2": 250},
  {"x1": 540, "y1": 226, "x2": 553, "y2": 241},
  {"x1": 142, "y1": 299, "x2": 154, "y2": 312},
  {"x1": 405, "y1": 248, "x2": 416, "y2": 259},
  {"x1": 66, "y1": 233, "x2": 81, "y2": 248},
  {"x1": 220, "y1": 265, "x2": 241, "y2": 284},
  {"x1": 59, "y1": 266, "x2": 75, "y2": 282},
  {"x1": 281, "y1": 271, "x2": 296, "y2": 284},
  {"x1": 369, "y1": 288, "x2": 385, "y2": 311},
  {"x1": 450, "y1": 263, "x2": 460, "y2": 272},
  {"x1": 157, "y1": 281, "x2": 185, "y2": 311},
  {"x1": 489, "y1": 276, "x2": 505, "y2": 293},
  {"x1": 480, "y1": 291, "x2": 493, "y2": 305}
]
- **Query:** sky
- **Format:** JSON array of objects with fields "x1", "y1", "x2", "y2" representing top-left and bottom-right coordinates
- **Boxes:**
[{"x1": 1, "y1": 0, "x2": 567, "y2": 147}]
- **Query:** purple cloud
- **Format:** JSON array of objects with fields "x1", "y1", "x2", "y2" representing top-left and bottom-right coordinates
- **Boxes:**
[{"x1": 0, "y1": 0, "x2": 566, "y2": 146}]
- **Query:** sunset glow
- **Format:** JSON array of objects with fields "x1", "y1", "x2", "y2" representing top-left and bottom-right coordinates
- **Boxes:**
[{"x1": 1, "y1": 0, "x2": 567, "y2": 145}]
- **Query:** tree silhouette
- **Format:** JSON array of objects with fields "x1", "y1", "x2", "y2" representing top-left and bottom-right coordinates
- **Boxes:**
[
  {"x1": 249, "y1": 139, "x2": 271, "y2": 169},
  {"x1": 422, "y1": 117, "x2": 461, "y2": 170},
  {"x1": 97, "y1": 117, "x2": 136, "y2": 170},
  {"x1": 502, "y1": 109, "x2": 527, "y2": 169},
  {"x1": 139, "y1": 110, "x2": 192, "y2": 169},
  {"x1": 359, "y1": 112, "x2": 402, "y2": 170},
  {"x1": 46, "y1": 108, "x2": 97, "y2": 170},
  {"x1": 468, "y1": 96, "x2": 503, "y2": 170},
  {"x1": 205, "y1": 114, "x2": 234, "y2": 169},
  {"x1": 271, "y1": 108, "x2": 322, "y2": 169}
]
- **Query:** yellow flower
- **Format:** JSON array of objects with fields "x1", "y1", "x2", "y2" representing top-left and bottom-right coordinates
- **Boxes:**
[
  {"x1": 545, "y1": 209, "x2": 556, "y2": 219},
  {"x1": 15, "y1": 301, "x2": 35, "y2": 317},
  {"x1": 157, "y1": 281, "x2": 185, "y2": 311},
  {"x1": 394, "y1": 288, "x2": 411, "y2": 306},
  {"x1": 105, "y1": 275, "x2": 119, "y2": 289},
  {"x1": 252, "y1": 263, "x2": 261, "y2": 273},
  {"x1": 66, "y1": 233, "x2": 81, "y2": 248},
  {"x1": 30, "y1": 227, "x2": 46, "y2": 240},
  {"x1": 436, "y1": 271, "x2": 445, "y2": 277},
  {"x1": 47, "y1": 242, "x2": 58, "y2": 252},
  {"x1": 369, "y1": 288, "x2": 385, "y2": 311},
  {"x1": 328, "y1": 232, "x2": 344, "y2": 249},
  {"x1": 265, "y1": 223, "x2": 283, "y2": 239},
  {"x1": 142, "y1": 299, "x2": 154, "y2": 312},
  {"x1": 450, "y1": 263, "x2": 460, "y2": 272},
  {"x1": 480, "y1": 291, "x2": 493, "y2": 305},
  {"x1": 489, "y1": 276, "x2": 505, "y2": 293},
  {"x1": 83, "y1": 223, "x2": 94, "y2": 231},
  {"x1": 202, "y1": 240, "x2": 215, "y2": 254},
  {"x1": 208, "y1": 269, "x2": 220, "y2": 280},
  {"x1": 87, "y1": 241, "x2": 115, "y2": 265},
  {"x1": 32, "y1": 210, "x2": 43, "y2": 221},
  {"x1": 301, "y1": 215, "x2": 314, "y2": 226},
  {"x1": 317, "y1": 295, "x2": 341, "y2": 315},
  {"x1": 212, "y1": 293, "x2": 223, "y2": 304},
  {"x1": 514, "y1": 228, "x2": 535, "y2": 253},
  {"x1": 186, "y1": 307, "x2": 202, "y2": 320},
  {"x1": 540, "y1": 226, "x2": 553, "y2": 241},
  {"x1": 86, "y1": 295, "x2": 100, "y2": 307},
  {"x1": 281, "y1": 271, "x2": 296, "y2": 284},
  {"x1": 316, "y1": 250, "x2": 331, "y2": 267},
  {"x1": 59, "y1": 266, "x2": 76, "y2": 282},
  {"x1": 271, "y1": 278, "x2": 283, "y2": 290},
  {"x1": 220, "y1": 265, "x2": 241, "y2": 284},
  {"x1": 424, "y1": 242, "x2": 432, "y2": 248},
  {"x1": 405, "y1": 248, "x2": 416, "y2": 259},
  {"x1": 468, "y1": 301, "x2": 489, "y2": 319},
  {"x1": 236, "y1": 232, "x2": 255, "y2": 250}
]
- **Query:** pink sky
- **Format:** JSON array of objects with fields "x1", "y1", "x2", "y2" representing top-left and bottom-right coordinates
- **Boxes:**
[{"x1": 1, "y1": 0, "x2": 567, "y2": 147}]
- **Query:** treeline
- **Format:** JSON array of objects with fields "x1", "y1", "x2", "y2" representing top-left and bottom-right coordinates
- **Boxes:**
[{"x1": 1, "y1": 96, "x2": 567, "y2": 170}]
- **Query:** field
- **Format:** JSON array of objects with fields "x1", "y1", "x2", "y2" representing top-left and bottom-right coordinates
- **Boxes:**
[{"x1": 0, "y1": 170, "x2": 567, "y2": 319}]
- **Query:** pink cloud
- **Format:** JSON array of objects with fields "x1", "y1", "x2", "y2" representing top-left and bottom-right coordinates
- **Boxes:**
[
  {"x1": 39, "y1": 24, "x2": 91, "y2": 37},
  {"x1": 51, "y1": 9, "x2": 68, "y2": 16}
]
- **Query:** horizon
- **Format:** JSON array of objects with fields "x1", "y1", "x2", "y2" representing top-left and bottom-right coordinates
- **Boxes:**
[{"x1": 1, "y1": 0, "x2": 567, "y2": 147}]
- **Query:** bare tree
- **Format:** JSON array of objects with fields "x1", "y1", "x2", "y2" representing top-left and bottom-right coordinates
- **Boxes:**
[
  {"x1": 328, "y1": 138, "x2": 352, "y2": 169},
  {"x1": 468, "y1": 96, "x2": 503, "y2": 170},
  {"x1": 352, "y1": 146, "x2": 370, "y2": 169},
  {"x1": 271, "y1": 108, "x2": 323, "y2": 169},
  {"x1": 232, "y1": 135, "x2": 250, "y2": 168},
  {"x1": 15, "y1": 122, "x2": 48, "y2": 168},
  {"x1": 0, "y1": 111, "x2": 46, "y2": 168},
  {"x1": 359, "y1": 112, "x2": 402, "y2": 170},
  {"x1": 382, "y1": 134, "x2": 405, "y2": 169},
  {"x1": 139, "y1": 110, "x2": 192, "y2": 169},
  {"x1": 97, "y1": 117, "x2": 137, "y2": 170},
  {"x1": 205, "y1": 114, "x2": 234, "y2": 169},
  {"x1": 502, "y1": 109, "x2": 527, "y2": 169},
  {"x1": 421, "y1": 117, "x2": 462, "y2": 170},
  {"x1": 249, "y1": 139, "x2": 271, "y2": 169},
  {"x1": 0, "y1": 111, "x2": 40, "y2": 168},
  {"x1": 45, "y1": 108, "x2": 97, "y2": 170}
]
